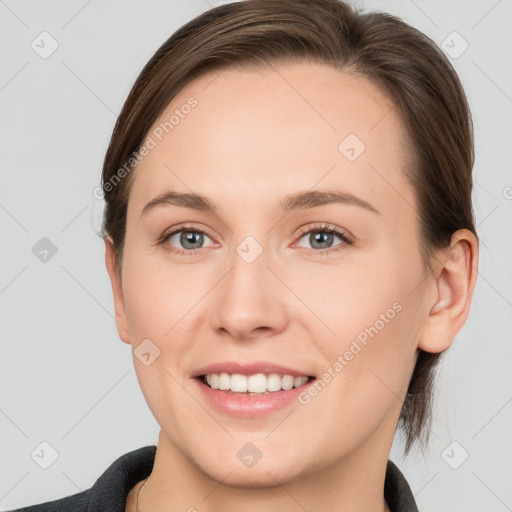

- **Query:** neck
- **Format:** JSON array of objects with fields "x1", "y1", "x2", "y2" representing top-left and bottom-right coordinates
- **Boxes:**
[{"x1": 133, "y1": 425, "x2": 395, "y2": 512}]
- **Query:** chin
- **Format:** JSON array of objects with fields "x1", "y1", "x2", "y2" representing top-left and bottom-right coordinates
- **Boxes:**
[
  {"x1": 207, "y1": 464, "x2": 302, "y2": 489},
  {"x1": 194, "y1": 450, "x2": 310, "y2": 489}
]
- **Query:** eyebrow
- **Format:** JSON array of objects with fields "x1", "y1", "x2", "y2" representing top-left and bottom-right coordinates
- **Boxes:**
[{"x1": 141, "y1": 189, "x2": 381, "y2": 217}]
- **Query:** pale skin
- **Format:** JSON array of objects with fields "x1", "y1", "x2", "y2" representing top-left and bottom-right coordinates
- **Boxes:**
[{"x1": 104, "y1": 62, "x2": 478, "y2": 512}]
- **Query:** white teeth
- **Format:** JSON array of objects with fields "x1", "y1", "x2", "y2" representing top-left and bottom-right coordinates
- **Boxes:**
[
  {"x1": 231, "y1": 373, "x2": 248, "y2": 392},
  {"x1": 267, "y1": 373, "x2": 282, "y2": 392},
  {"x1": 281, "y1": 375, "x2": 294, "y2": 390},
  {"x1": 248, "y1": 373, "x2": 267, "y2": 393},
  {"x1": 218, "y1": 372, "x2": 230, "y2": 390},
  {"x1": 202, "y1": 372, "x2": 310, "y2": 393}
]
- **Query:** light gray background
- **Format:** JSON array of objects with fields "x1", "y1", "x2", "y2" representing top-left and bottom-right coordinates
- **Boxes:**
[{"x1": 1, "y1": 0, "x2": 511, "y2": 510}]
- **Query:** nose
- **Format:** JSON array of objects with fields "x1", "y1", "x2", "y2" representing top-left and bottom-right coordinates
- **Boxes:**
[{"x1": 209, "y1": 241, "x2": 289, "y2": 341}]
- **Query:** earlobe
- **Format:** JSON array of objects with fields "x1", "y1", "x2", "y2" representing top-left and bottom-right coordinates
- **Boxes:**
[
  {"x1": 417, "y1": 229, "x2": 479, "y2": 354},
  {"x1": 104, "y1": 237, "x2": 131, "y2": 345}
]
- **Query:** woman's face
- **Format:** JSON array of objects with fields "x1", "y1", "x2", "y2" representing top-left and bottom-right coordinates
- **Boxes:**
[{"x1": 111, "y1": 62, "x2": 435, "y2": 485}]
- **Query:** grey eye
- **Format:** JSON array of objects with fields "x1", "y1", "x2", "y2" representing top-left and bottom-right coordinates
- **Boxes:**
[
  {"x1": 298, "y1": 231, "x2": 342, "y2": 250},
  {"x1": 168, "y1": 230, "x2": 214, "y2": 250}
]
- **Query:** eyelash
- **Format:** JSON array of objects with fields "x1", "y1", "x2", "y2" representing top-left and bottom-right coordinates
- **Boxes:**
[{"x1": 157, "y1": 222, "x2": 354, "y2": 257}]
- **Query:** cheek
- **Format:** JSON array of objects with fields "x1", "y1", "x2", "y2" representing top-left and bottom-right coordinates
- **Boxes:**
[
  {"x1": 305, "y1": 250, "x2": 421, "y2": 396},
  {"x1": 291, "y1": 254, "x2": 406, "y2": 344},
  {"x1": 121, "y1": 243, "x2": 208, "y2": 339},
  {"x1": 122, "y1": 247, "x2": 205, "y2": 435},
  {"x1": 301, "y1": 299, "x2": 418, "y2": 442}
]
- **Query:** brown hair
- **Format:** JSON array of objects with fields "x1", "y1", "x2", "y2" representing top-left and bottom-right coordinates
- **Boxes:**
[{"x1": 100, "y1": 0, "x2": 478, "y2": 455}]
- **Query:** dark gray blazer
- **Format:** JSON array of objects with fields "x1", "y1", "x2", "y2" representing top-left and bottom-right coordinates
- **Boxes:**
[{"x1": 7, "y1": 445, "x2": 419, "y2": 511}]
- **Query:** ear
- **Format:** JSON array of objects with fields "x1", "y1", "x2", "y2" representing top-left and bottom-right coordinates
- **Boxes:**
[
  {"x1": 104, "y1": 236, "x2": 131, "y2": 345},
  {"x1": 417, "y1": 229, "x2": 479, "y2": 353}
]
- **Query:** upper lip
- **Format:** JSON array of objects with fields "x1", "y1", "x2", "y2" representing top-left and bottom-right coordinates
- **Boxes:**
[{"x1": 191, "y1": 361, "x2": 315, "y2": 379}]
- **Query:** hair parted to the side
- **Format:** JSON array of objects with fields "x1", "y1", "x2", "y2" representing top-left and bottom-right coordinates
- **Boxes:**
[{"x1": 100, "y1": 0, "x2": 478, "y2": 456}]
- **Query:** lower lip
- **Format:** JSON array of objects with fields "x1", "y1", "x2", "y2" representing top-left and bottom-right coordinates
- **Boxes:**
[{"x1": 193, "y1": 377, "x2": 314, "y2": 418}]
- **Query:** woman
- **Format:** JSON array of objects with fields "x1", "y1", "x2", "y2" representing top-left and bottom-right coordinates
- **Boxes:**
[{"x1": 9, "y1": 0, "x2": 479, "y2": 510}]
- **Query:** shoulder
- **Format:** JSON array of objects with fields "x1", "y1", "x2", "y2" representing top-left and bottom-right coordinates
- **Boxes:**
[
  {"x1": 384, "y1": 459, "x2": 420, "y2": 512},
  {"x1": 6, "y1": 445, "x2": 156, "y2": 512},
  {"x1": 7, "y1": 490, "x2": 91, "y2": 512}
]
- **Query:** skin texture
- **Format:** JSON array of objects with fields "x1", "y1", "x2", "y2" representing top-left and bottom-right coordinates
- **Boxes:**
[{"x1": 104, "y1": 62, "x2": 478, "y2": 512}]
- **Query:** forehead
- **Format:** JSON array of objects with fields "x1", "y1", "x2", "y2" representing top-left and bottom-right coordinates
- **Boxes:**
[{"x1": 130, "y1": 61, "x2": 414, "y2": 221}]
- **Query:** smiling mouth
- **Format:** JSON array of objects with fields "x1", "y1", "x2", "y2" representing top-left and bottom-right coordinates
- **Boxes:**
[{"x1": 198, "y1": 373, "x2": 315, "y2": 395}]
